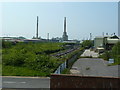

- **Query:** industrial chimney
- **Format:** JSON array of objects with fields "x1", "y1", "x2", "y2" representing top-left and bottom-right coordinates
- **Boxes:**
[
  {"x1": 36, "y1": 16, "x2": 39, "y2": 39},
  {"x1": 62, "y1": 17, "x2": 68, "y2": 41}
]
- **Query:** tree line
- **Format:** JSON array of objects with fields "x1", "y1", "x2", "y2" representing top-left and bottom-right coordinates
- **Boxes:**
[{"x1": 100, "y1": 42, "x2": 120, "y2": 65}]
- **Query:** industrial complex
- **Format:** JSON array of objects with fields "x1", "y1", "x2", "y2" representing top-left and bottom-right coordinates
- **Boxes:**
[
  {"x1": 1, "y1": 16, "x2": 79, "y2": 43},
  {"x1": 1, "y1": 16, "x2": 120, "y2": 52},
  {"x1": 94, "y1": 33, "x2": 120, "y2": 53}
]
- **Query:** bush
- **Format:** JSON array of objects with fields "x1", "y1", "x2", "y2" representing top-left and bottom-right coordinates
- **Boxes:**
[
  {"x1": 81, "y1": 40, "x2": 93, "y2": 49},
  {"x1": 2, "y1": 42, "x2": 83, "y2": 76},
  {"x1": 111, "y1": 42, "x2": 120, "y2": 64},
  {"x1": 2, "y1": 40, "x2": 13, "y2": 48},
  {"x1": 3, "y1": 49, "x2": 25, "y2": 66},
  {"x1": 99, "y1": 42, "x2": 120, "y2": 65},
  {"x1": 99, "y1": 51, "x2": 111, "y2": 61}
]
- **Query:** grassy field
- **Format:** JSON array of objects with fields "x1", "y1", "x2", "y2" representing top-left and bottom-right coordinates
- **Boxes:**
[
  {"x1": 61, "y1": 68, "x2": 70, "y2": 74},
  {"x1": 2, "y1": 41, "x2": 82, "y2": 76},
  {"x1": 2, "y1": 65, "x2": 48, "y2": 76},
  {"x1": 2, "y1": 48, "x2": 83, "y2": 76}
]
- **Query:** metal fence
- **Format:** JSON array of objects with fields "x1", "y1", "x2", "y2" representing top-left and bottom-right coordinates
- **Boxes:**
[
  {"x1": 54, "y1": 50, "x2": 83, "y2": 74},
  {"x1": 54, "y1": 61, "x2": 66, "y2": 74}
]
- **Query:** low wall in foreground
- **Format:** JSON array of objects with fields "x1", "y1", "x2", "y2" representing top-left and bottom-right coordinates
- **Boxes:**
[{"x1": 50, "y1": 74, "x2": 120, "y2": 88}]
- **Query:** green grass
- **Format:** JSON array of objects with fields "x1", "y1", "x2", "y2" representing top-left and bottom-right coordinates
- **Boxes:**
[
  {"x1": 2, "y1": 42, "x2": 65, "y2": 76},
  {"x1": 2, "y1": 42, "x2": 84, "y2": 76},
  {"x1": 2, "y1": 65, "x2": 48, "y2": 77},
  {"x1": 61, "y1": 68, "x2": 70, "y2": 74},
  {"x1": 107, "y1": 62, "x2": 120, "y2": 66}
]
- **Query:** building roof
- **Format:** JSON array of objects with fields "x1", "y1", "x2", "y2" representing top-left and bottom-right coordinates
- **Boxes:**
[
  {"x1": 107, "y1": 38, "x2": 120, "y2": 44},
  {"x1": 95, "y1": 36, "x2": 104, "y2": 38}
]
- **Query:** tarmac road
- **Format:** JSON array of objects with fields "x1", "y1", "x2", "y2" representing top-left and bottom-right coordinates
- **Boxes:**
[
  {"x1": 2, "y1": 76, "x2": 50, "y2": 89},
  {"x1": 70, "y1": 49, "x2": 119, "y2": 77},
  {"x1": 70, "y1": 58, "x2": 119, "y2": 77}
]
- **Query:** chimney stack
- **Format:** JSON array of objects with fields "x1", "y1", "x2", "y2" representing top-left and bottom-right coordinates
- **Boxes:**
[
  {"x1": 64, "y1": 17, "x2": 66, "y2": 33},
  {"x1": 36, "y1": 16, "x2": 39, "y2": 39},
  {"x1": 47, "y1": 33, "x2": 49, "y2": 40},
  {"x1": 90, "y1": 33, "x2": 92, "y2": 40},
  {"x1": 62, "y1": 17, "x2": 68, "y2": 41}
]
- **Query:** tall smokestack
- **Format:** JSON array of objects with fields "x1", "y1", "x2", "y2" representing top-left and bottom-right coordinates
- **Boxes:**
[
  {"x1": 47, "y1": 33, "x2": 49, "y2": 40},
  {"x1": 102, "y1": 32, "x2": 104, "y2": 37},
  {"x1": 90, "y1": 33, "x2": 92, "y2": 40},
  {"x1": 64, "y1": 17, "x2": 66, "y2": 33},
  {"x1": 36, "y1": 16, "x2": 39, "y2": 39},
  {"x1": 62, "y1": 17, "x2": 68, "y2": 41}
]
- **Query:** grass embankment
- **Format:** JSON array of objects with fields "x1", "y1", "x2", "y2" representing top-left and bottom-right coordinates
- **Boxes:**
[
  {"x1": 2, "y1": 42, "x2": 65, "y2": 76},
  {"x1": 2, "y1": 41, "x2": 82, "y2": 76},
  {"x1": 2, "y1": 65, "x2": 47, "y2": 76},
  {"x1": 61, "y1": 68, "x2": 70, "y2": 74}
]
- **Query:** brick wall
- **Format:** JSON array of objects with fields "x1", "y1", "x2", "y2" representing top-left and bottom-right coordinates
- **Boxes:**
[{"x1": 50, "y1": 74, "x2": 120, "y2": 88}]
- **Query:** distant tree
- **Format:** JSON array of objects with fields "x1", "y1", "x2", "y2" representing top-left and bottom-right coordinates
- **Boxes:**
[
  {"x1": 81, "y1": 40, "x2": 93, "y2": 49},
  {"x1": 112, "y1": 42, "x2": 120, "y2": 56},
  {"x1": 111, "y1": 42, "x2": 120, "y2": 64},
  {"x1": 2, "y1": 40, "x2": 12, "y2": 48},
  {"x1": 18, "y1": 36, "x2": 26, "y2": 39}
]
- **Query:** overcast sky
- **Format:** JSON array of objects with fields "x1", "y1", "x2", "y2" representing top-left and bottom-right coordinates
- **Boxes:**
[{"x1": 1, "y1": 2, "x2": 118, "y2": 40}]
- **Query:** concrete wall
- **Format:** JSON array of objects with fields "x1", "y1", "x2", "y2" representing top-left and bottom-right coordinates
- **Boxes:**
[{"x1": 50, "y1": 74, "x2": 120, "y2": 88}]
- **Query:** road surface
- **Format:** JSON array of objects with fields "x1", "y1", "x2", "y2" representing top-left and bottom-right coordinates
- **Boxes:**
[
  {"x1": 2, "y1": 76, "x2": 50, "y2": 89},
  {"x1": 70, "y1": 58, "x2": 119, "y2": 77},
  {"x1": 70, "y1": 49, "x2": 119, "y2": 77}
]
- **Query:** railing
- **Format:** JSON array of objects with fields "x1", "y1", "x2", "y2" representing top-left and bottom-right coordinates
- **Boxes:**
[
  {"x1": 54, "y1": 61, "x2": 66, "y2": 74},
  {"x1": 54, "y1": 50, "x2": 84, "y2": 74}
]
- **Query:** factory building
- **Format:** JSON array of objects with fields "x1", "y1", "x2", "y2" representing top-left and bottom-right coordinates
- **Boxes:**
[{"x1": 94, "y1": 34, "x2": 120, "y2": 53}]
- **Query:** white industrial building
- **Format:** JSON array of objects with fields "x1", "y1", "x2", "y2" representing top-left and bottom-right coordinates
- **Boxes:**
[{"x1": 94, "y1": 35, "x2": 120, "y2": 53}]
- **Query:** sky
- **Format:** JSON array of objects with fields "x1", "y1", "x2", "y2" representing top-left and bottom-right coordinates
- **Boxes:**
[{"x1": 1, "y1": 2, "x2": 118, "y2": 40}]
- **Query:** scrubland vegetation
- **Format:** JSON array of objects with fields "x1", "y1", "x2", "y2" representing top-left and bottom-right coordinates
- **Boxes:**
[
  {"x1": 99, "y1": 42, "x2": 120, "y2": 65},
  {"x1": 2, "y1": 41, "x2": 82, "y2": 76}
]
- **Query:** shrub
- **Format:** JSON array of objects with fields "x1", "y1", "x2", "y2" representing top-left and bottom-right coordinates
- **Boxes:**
[
  {"x1": 111, "y1": 42, "x2": 120, "y2": 64},
  {"x1": 3, "y1": 49, "x2": 25, "y2": 66}
]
